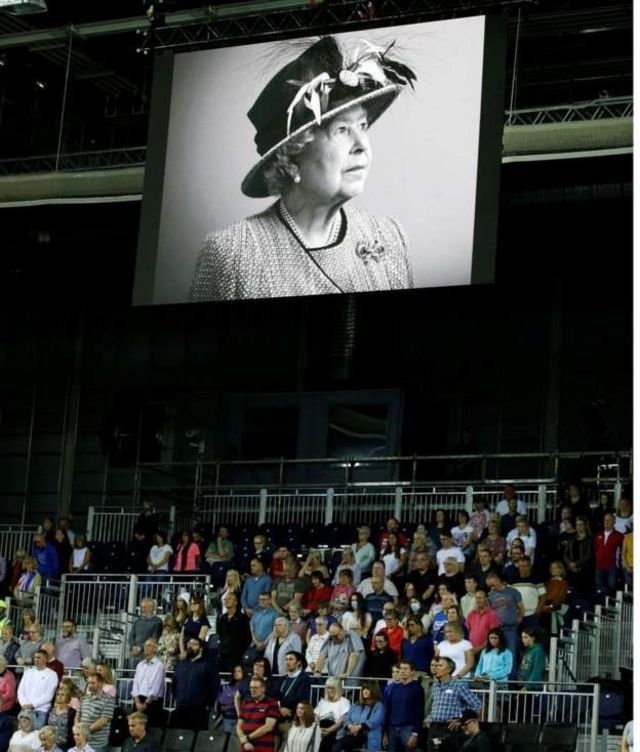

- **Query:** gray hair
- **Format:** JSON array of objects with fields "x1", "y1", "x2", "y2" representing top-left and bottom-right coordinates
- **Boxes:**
[
  {"x1": 18, "y1": 709, "x2": 36, "y2": 727},
  {"x1": 275, "y1": 616, "x2": 290, "y2": 629},
  {"x1": 262, "y1": 129, "x2": 317, "y2": 196},
  {"x1": 81, "y1": 656, "x2": 97, "y2": 668}
]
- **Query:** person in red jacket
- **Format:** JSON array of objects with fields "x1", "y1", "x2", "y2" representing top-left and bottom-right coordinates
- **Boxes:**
[
  {"x1": 372, "y1": 609, "x2": 404, "y2": 660},
  {"x1": 593, "y1": 512, "x2": 623, "y2": 594},
  {"x1": 301, "y1": 572, "x2": 333, "y2": 617}
]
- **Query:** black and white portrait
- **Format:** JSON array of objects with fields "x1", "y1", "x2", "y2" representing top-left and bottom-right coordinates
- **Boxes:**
[{"x1": 136, "y1": 17, "x2": 500, "y2": 305}]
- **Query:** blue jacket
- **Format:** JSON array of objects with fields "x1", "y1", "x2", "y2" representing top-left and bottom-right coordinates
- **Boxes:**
[
  {"x1": 474, "y1": 648, "x2": 513, "y2": 681},
  {"x1": 384, "y1": 681, "x2": 424, "y2": 733},
  {"x1": 241, "y1": 574, "x2": 273, "y2": 611},
  {"x1": 401, "y1": 636, "x2": 433, "y2": 672},
  {"x1": 32, "y1": 544, "x2": 58, "y2": 579},
  {"x1": 174, "y1": 656, "x2": 217, "y2": 706},
  {"x1": 344, "y1": 702, "x2": 384, "y2": 751}
]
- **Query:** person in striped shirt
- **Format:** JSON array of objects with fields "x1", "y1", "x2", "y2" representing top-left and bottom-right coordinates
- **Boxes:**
[{"x1": 237, "y1": 677, "x2": 279, "y2": 752}]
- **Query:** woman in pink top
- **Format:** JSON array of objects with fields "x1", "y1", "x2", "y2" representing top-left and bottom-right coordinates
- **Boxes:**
[
  {"x1": 0, "y1": 655, "x2": 16, "y2": 712},
  {"x1": 173, "y1": 531, "x2": 201, "y2": 572}
]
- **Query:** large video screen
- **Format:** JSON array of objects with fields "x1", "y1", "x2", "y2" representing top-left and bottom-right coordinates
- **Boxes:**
[{"x1": 134, "y1": 16, "x2": 505, "y2": 305}]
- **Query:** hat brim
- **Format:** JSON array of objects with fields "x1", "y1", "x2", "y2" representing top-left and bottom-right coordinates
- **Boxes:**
[{"x1": 241, "y1": 84, "x2": 401, "y2": 199}]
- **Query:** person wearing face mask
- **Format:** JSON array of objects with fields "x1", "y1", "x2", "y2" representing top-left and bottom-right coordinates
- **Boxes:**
[
  {"x1": 401, "y1": 618, "x2": 432, "y2": 674},
  {"x1": 341, "y1": 593, "x2": 372, "y2": 640}
]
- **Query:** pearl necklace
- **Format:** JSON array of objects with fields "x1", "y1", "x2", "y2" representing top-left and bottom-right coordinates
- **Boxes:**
[{"x1": 280, "y1": 200, "x2": 341, "y2": 248}]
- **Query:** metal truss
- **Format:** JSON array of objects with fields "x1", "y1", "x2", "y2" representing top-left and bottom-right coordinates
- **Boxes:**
[
  {"x1": 0, "y1": 96, "x2": 631, "y2": 177},
  {"x1": 0, "y1": 147, "x2": 146, "y2": 176},
  {"x1": 506, "y1": 96, "x2": 633, "y2": 126},
  {"x1": 139, "y1": 0, "x2": 532, "y2": 53}
]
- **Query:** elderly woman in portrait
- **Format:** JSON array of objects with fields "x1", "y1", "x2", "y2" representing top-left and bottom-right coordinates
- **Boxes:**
[{"x1": 190, "y1": 35, "x2": 416, "y2": 301}]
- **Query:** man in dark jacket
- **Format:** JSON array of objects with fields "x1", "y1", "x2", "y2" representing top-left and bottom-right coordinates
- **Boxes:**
[
  {"x1": 123, "y1": 711, "x2": 156, "y2": 751},
  {"x1": 173, "y1": 638, "x2": 217, "y2": 730},
  {"x1": 276, "y1": 651, "x2": 311, "y2": 735},
  {"x1": 459, "y1": 710, "x2": 491, "y2": 752},
  {"x1": 217, "y1": 593, "x2": 251, "y2": 672}
]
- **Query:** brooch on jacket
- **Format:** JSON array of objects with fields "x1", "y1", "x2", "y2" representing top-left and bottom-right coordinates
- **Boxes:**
[{"x1": 355, "y1": 236, "x2": 386, "y2": 264}]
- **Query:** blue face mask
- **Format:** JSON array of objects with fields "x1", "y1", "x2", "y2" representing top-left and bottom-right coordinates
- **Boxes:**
[{"x1": 410, "y1": 602, "x2": 421, "y2": 613}]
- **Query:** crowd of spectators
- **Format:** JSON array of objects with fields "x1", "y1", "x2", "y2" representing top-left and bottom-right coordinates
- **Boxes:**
[{"x1": 0, "y1": 484, "x2": 632, "y2": 751}]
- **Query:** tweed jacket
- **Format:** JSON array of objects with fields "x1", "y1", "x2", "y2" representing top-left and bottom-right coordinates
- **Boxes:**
[{"x1": 190, "y1": 202, "x2": 413, "y2": 301}]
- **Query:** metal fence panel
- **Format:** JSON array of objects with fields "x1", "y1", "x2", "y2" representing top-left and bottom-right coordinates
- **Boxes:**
[
  {"x1": 198, "y1": 493, "x2": 263, "y2": 527},
  {"x1": 265, "y1": 493, "x2": 328, "y2": 526},
  {"x1": 335, "y1": 492, "x2": 397, "y2": 524},
  {"x1": 0, "y1": 525, "x2": 40, "y2": 559},
  {"x1": 402, "y1": 489, "x2": 469, "y2": 522}
]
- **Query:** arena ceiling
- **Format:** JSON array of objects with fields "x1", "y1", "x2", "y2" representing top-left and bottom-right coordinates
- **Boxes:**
[{"x1": 0, "y1": 0, "x2": 632, "y2": 161}]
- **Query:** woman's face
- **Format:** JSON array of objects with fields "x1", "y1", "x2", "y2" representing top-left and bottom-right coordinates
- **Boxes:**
[
  {"x1": 576, "y1": 519, "x2": 586, "y2": 535},
  {"x1": 19, "y1": 717, "x2": 32, "y2": 732},
  {"x1": 296, "y1": 106, "x2": 371, "y2": 205},
  {"x1": 233, "y1": 666, "x2": 244, "y2": 682},
  {"x1": 444, "y1": 626, "x2": 457, "y2": 642},
  {"x1": 73, "y1": 731, "x2": 87, "y2": 747},
  {"x1": 488, "y1": 632, "x2": 500, "y2": 647},
  {"x1": 253, "y1": 662, "x2": 265, "y2": 678},
  {"x1": 326, "y1": 685, "x2": 337, "y2": 700}
]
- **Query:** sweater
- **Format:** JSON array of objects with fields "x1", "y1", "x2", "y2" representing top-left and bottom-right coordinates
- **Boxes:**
[
  {"x1": 517, "y1": 644, "x2": 546, "y2": 689},
  {"x1": 384, "y1": 681, "x2": 424, "y2": 733},
  {"x1": 474, "y1": 648, "x2": 513, "y2": 681}
]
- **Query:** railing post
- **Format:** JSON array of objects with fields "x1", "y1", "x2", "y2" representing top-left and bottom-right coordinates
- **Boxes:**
[
  {"x1": 325, "y1": 489, "x2": 334, "y2": 526},
  {"x1": 592, "y1": 608, "x2": 602, "y2": 678},
  {"x1": 487, "y1": 681, "x2": 497, "y2": 722},
  {"x1": 92, "y1": 626, "x2": 100, "y2": 660},
  {"x1": 465, "y1": 486, "x2": 474, "y2": 515},
  {"x1": 258, "y1": 489, "x2": 268, "y2": 526},
  {"x1": 394, "y1": 487, "x2": 402, "y2": 521},
  {"x1": 33, "y1": 586, "x2": 42, "y2": 624},
  {"x1": 614, "y1": 481, "x2": 622, "y2": 505},
  {"x1": 56, "y1": 575, "x2": 66, "y2": 637},
  {"x1": 537, "y1": 484, "x2": 547, "y2": 523},
  {"x1": 87, "y1": 506, "x2": 95, "y2": 542},
  {"x1": 168, "y1": 506, "x2": 176, "y2": 540},
  {"x1": 612, "y1": 591, "x2": 623, "y2": 680},
  {"x1": 590, "y1": 682, "x2": 600, "y2": 752},
  {"x1": 570, "y1": 619, "x2": 579, "y2": 680},
  {"x1": 548, "y1": 636, "x2": 558, "y2": 682}
]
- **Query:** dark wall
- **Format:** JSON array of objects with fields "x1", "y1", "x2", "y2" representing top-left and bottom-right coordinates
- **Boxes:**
[{"x1": 0, "y1": 154, "x2": 632, "y2": 521}]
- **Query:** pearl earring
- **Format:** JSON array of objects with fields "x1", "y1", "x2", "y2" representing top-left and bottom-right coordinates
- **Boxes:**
[{"x1": 293, "y1": 174, "x2": 301, "y2": 184}]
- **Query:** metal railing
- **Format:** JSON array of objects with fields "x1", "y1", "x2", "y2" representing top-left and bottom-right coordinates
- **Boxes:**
[
  {"x1": 5, "y1": 581, "x2": 63, "y2": 639},
  {"x1": 308, "y1": 677, "x2": 598, "y2": 752},
  {"x1": 57, "y1": 573, "x2": 213, "y2": 666},
  {"x1": 198, "y1": 484, "x2": 559, "y2": 529},
  {"x1": 549, "y1": 589, "x2": 633, "y2": 682},
  {"x1": 0, "y1": 524, "x2": 41, "y2": 559},
  {"x1": 86, "y1": 505, "x2": 190, "y2": 542}
]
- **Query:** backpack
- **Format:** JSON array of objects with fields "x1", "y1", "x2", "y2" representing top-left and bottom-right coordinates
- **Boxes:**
[{"x1": 109, "y1": 704, "x2": 130, "y2": 746}]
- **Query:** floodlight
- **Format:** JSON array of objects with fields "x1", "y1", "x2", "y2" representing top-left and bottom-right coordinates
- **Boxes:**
[{"x1": 0, "y1": 0, "x2": 47, "y2": 14}]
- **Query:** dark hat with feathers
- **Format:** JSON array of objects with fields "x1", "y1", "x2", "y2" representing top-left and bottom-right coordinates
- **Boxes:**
[{"x1": 241, "y1": 35, "x2": 416, "y2": 198}]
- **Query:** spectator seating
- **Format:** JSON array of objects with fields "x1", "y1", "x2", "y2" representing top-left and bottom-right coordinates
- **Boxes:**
[
  {"x1": 503, "y1": 723, "x2": 543, "y2": 752},
  {"x1": 163, "y1": 729, "x2": 196, "y2": 752},
  {"x1": 539, "y1": 723, "x2": 579, "y2": 752}
]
